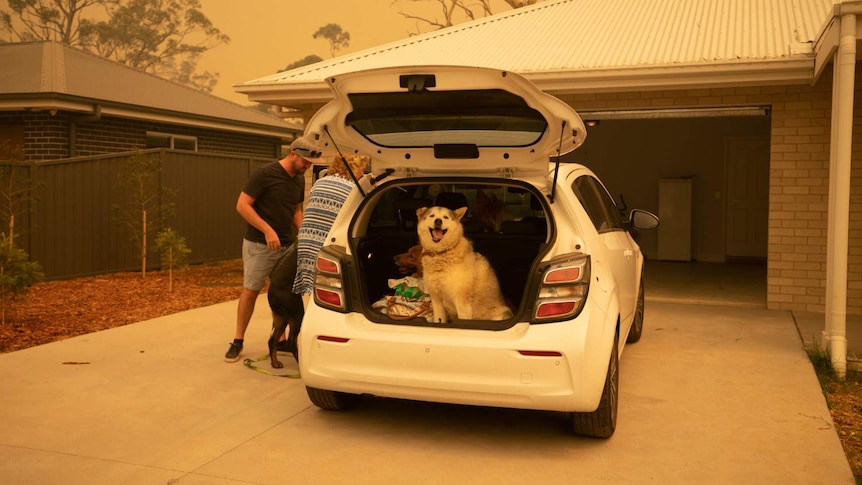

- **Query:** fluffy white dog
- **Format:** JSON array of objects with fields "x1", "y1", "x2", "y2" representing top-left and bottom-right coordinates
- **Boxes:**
[{"x1": 416, "y1": 205, "x2": 513, "y2": 323}]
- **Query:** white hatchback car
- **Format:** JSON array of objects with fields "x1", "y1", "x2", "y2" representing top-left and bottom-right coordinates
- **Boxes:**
[{"x1": 297, "y1": 65, "x2": 659, "y2": 438}]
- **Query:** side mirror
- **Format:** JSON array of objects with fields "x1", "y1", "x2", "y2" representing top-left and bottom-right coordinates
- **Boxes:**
[{"x1": 630, "y1": 209, "x2": 660, "y2": 230}]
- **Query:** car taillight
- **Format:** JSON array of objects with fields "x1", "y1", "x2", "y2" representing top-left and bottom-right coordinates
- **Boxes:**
[
  {"x1": 317, "y1": 259, "x2": 337, "y2": 273},
  {"x1": 313, "y1": 246, "x2": 348, "y2": 312},
  {"x1": 544, "y1": 265, "x2": 582, "y2": 283},
  {"x1": 533, "y1": 254, "x2": 590, "y2": 322},
  {"x1": 315, "y1": 287, "x2": 343, "y2": 307},
  {"x1": 535, "y1": 301, "x2": 576, "y2": 318}
]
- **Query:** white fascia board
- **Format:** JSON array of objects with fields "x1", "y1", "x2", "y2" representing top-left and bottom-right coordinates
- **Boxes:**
[
  {"x1": 836, "y1": 0, "x2": 862, "y2": 16},
  {"x1": 96, "y1": 105, "x2": 297, "y2": 139},
  {"x1": 0, "y1": 98, "x2": 297, "y2": 138},
  {"x1": 231, "y1": 59, "x2": 817, "y2": 110},
  {"x1": 524, "y1": 59, "x2": 816, "y2": 95},
  {"x1": 0, "y1": 99, "x2": 94, "y2": 113},
  {"x1": 814, "y1": 17, "x2": 839, "y2": 82},
  {"x1": 234, "y1": 81, "x2": 332, "y2": 107},
  {"x1": 814, "y1": 1, "x2": 862, "y2": 83}
]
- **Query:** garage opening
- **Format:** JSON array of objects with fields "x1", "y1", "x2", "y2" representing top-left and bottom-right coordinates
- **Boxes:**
[{"x1": 564, "y1": 106, "x2": 770, "y2": 307}]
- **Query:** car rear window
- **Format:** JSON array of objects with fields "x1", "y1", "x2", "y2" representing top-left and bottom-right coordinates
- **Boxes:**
[{"x1": 345, "y1": 90, "x2": 547, "y2": 148}]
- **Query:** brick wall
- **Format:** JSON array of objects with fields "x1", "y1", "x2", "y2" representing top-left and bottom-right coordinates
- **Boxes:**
[
  {"x1": 768, "y1": 78, "x2": 834, "y2": 313},
  {"x1": 72, "y1": 116, "x2": 280, "y2": 159},
  {"x1": 23, "y1": 112, "x2": 69, "y2": 160},
  {"x1": 558, "y1": 70, "x2": 861, "y2": 315},
  {"x1": 72, "y1": 116, "x2": 141, "y2": 156},
  {"x1": 0, "y1": 111, "x2": 281, "y2": 161}
]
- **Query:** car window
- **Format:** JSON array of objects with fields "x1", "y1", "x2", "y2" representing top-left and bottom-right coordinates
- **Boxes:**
[
  {"x1": 572, "y1": 175, "x2": 623, "y2": 233},
  {"x1": 346, "y1": 90, "x2": 547, "y2": 148}
]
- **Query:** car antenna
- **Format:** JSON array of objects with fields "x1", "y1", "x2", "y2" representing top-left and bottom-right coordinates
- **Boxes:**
[
  {"x1": 549, "y1": 119, "x2": 566, "y2": 203},
  {"x1": 323, "y1": 124, "x2": 366, "y2": 197}
]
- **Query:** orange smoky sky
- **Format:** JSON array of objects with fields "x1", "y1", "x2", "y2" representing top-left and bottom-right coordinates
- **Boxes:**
[{"x1": 197, "y1": 0, "x2": 440, "y2": 105}]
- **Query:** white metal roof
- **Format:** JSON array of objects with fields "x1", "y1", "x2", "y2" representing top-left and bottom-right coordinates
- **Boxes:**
[{"x1": 236, "y1": 0, "x2": 836, "y2": 107}]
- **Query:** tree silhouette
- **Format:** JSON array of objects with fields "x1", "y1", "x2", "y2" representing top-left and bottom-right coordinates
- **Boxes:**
[
  {"x1": 0, "y1": 0, "x2": 114, "y2": 44},
  {"x1": 0, "y1": 0, "x2": 228, "y2": 93},
  {"x1": 280, "y1": 54, "x2": 324, "y2": 72},
  {"x1": 391, "y1": 0, "x2": 539, "y2": 33},
  {"x1": 312, "y1": 23, "x2": 349, "y2": 58}
]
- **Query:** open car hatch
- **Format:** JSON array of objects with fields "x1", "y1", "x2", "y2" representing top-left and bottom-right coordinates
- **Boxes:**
[{"x1": 304, "y1": 65, "x2": 587, "y2": 176}]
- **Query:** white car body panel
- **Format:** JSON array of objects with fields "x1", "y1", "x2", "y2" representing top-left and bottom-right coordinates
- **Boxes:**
[
  {"x1": 300, "y1": 164, "x2": 631, "y2": 413},
  {"x1": 296, "y1": 66, "x2": 656, "y2": 430},
  {"x1": 299, "y1": 299, "x2": 614, "y2": 411}
]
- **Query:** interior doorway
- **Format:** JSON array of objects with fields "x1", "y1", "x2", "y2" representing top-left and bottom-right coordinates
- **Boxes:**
[{"x1": 724, "y1": 136, "x2": 769, "y2": 260}]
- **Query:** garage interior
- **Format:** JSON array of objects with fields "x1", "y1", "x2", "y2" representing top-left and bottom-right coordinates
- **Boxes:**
[{"x1": 561, "y1": 109, "x2": 771, "y2": 307}]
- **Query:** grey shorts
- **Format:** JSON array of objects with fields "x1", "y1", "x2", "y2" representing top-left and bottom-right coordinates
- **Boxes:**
[{"x1": 242, "y1": 239, "x2": 293, "y2": 291}]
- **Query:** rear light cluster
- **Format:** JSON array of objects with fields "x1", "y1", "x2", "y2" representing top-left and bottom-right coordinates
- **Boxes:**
[
  {"x1": 533, "y1": 254, "x2": 590, "y2": 322},
  {"x1": 313, "y1": 246, "x2": 348, "y2": 312}
]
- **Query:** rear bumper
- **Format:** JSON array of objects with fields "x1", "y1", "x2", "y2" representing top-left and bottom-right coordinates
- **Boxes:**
[{"x1": 299, "y1": 302, "x2": 614, "y2": 412}]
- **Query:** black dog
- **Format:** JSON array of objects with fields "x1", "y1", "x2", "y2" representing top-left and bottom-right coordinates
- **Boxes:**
[{"x1": 267, "y1": 247, "x2": 305, "y2": 369}]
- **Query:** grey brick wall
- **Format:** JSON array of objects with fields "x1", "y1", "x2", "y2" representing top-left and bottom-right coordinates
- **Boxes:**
[{"x1": 1, "y1": 111, "x2": 282, "y2": 162}]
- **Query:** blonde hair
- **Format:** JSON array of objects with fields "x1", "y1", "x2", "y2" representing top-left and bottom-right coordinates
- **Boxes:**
[{"x1": 326, "y1": 154, "x2": 369, "y2": 178}]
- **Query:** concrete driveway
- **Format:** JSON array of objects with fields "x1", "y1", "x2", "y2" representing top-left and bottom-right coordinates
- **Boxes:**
[{"x1": 0, "y1": 295, "x2": 854, "y2": 485}]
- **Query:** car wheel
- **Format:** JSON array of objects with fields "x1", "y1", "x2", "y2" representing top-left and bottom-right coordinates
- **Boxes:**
[
  {"x1": 305, "y1": 386, "x2": 362, "y2": 411},
  {"x1": 626, "y1": 277, "x2": 644, "y2": 344},
  {"x1": 570, "y1": 329, "x2": 618, "y2": 438}
]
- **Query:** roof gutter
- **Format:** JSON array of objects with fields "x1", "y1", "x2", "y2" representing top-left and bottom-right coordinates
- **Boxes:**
[
  {"x1": 234, "y1": 58, "x2": 816, "y2": 112},
  {"x1": 99, "y1": 104, "x2": 298, "y2": 140},
  {"x1": 523, "y1": 58, "x2": 816, "y2": 95},
  {"x1": 234, "y1": 80, "x2": 333, "y2": 107},
  {"x1": 814, "y1": 1, "x2": 862, "y2": 83},
  {"x1": 813, "y1": 6, "x2": 841, "y2": 82},
  {"x1": 0, "y1": 94, "x2": 299, "y2": 140}
]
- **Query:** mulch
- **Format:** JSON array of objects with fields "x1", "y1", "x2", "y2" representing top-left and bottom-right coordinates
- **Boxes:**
[{"x1": 0, "y1": 259, "x2": 244, "y2": 353}]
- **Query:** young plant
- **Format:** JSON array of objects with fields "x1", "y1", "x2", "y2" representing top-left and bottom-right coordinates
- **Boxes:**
[
  {"x1": 0, "y1": 141, "x2": 44, "y2": 324},
  {"x1": 154, "y1": 227, "x2": 191, "y2": 292},
  {"x1": 0, "y1": 233, "x2": 43, "y2": 325},
  {"x1": 0, "y1": 140, "x2": 42, "y2": 244},
  {"x1": 111, "y1": 152, "x2": 176, "y2": 278}
]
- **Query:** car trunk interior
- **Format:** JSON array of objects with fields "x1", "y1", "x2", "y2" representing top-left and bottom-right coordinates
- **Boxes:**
[{"x1": 349, "y1": 179, "x2": 551, "y2": 323}]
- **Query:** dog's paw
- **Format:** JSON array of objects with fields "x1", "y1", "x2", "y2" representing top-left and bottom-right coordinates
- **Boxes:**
[{"x1": 268, "y1": 340, "x2": 284, "y2": 369}]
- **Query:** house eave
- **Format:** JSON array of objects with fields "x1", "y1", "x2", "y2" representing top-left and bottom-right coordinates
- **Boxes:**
[
  {"x1": 0, "y1": 93, "x2": 299, "y2": 140},
  {"x1": 234, "y1": 81, "x2": 333, "y2": 110},
  {"x1": 234, "y1": 58, "x2": 817, "y2": 111},
  {"x1": 523, "y1": 58, "x2": 817, "y2": 95}
]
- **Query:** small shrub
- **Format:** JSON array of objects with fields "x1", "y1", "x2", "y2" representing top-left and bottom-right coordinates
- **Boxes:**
[
  {"x1": 0, "y1": 233, "x2": 44, "y2": 324},
  {"x1": 154, "y1": 228, "x2": 191, "y2": 292},
  {"x1": 805, "y1": 344, "x2": 836, "y2": 387}
]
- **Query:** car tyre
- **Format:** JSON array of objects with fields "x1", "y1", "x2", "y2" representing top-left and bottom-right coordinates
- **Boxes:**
[
  {"x1": 306, "y1": 386, "x2": 362, "y2": 411},
  {"x1": 626, "y1": 277, "x2": 644, "y2": 344},
  {"x1": 570, "y1": 329, "x2": 618, "y2": 438}
]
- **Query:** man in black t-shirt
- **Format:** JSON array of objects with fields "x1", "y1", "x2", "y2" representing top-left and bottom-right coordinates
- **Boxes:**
[{"x1": 224, "y1": 136, "x2": 321, "y2": 363}]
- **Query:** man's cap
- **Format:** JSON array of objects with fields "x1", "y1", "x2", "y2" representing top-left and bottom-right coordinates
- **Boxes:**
[{"x1": 290, "y1": 136, "x2": 323, "y2": 164}]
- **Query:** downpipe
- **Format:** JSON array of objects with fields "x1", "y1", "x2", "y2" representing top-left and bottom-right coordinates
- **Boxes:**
[{"x1": 826, "y1": 13, "x2": 855, "y2": 379}]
